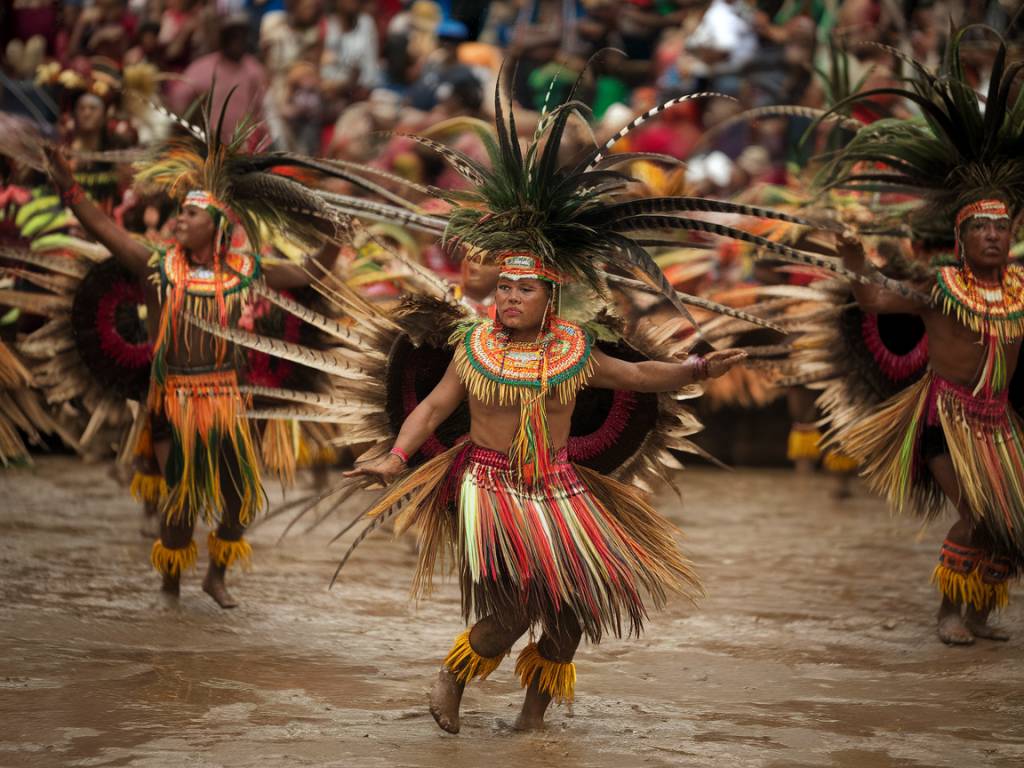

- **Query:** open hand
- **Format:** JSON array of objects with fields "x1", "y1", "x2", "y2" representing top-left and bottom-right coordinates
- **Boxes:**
[
  {"x1": 342, "y1": 453, "x2": 406, "y2": 485},
  {"x1": 704, "y1": 349, "x2": 747, "y2": 379}
]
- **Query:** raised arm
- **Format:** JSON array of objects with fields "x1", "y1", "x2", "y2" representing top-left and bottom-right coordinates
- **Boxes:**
[
  {"x1": 343, "y1": 359, "x2": 467, "y2": 484},
  {"x1": 264, "y1": 241, "x2": 343, "y2": 290},
  {"x1": 839, "y1": 232, "x2": 926, "y2": 315},
  {"x1": 588, "y1": 347, "x2": 747, "y2": 393},
  {"x1": 44, "y1": 146, "x2": 153, "y2": 278}
]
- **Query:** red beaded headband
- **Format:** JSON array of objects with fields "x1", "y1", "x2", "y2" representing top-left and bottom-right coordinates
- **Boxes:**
[{"x1": 498, "y1": 253, "x2": 563, "y2": 285}]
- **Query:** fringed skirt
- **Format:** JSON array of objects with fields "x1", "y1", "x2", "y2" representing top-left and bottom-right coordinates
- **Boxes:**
[
  {"x1": 373, "y1": 443, "x2": 701, "y2": 643},
  {"x1": 147, "y1": 369, "x2": 265, "y2": 527},
  {"x1": 833, "y1": 371, "x2": 1024, "y2": 561}
]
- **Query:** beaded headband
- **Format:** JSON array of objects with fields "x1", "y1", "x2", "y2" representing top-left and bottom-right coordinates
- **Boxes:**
[
  {"x1": 954, "y1": 199, "x2": 1010, "y2": 259},
  {"x1": 498, "y1": 253, "x2": 563, "y2": 285},
  {"x1": 184, "y1": 189, "x2": 230, "y2": 221}
]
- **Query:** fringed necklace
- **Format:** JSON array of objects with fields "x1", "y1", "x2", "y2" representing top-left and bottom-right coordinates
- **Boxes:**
[
  {"x1": 933, "y1": 263, "x2": 1024, "y2": 395},
  {"x1": 152, "y1": 243, "x2": 260, "y2": 384},
  {"x1": 452, "y1": 318, "x2": 594, "y2": 483}
]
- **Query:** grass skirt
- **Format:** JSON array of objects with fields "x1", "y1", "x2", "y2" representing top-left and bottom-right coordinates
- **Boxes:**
[
  {"x1": 834, "y1": 371, "x2": 1024, "y2": 562},
  {"x1": 369, "y1": 443, "x2": 701, "y2": 643},
  {"x1": 148, "y1": 369, "x2": 264, "y2": 527}
]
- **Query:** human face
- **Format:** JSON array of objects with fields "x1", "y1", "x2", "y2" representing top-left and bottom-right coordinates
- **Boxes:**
[
  {"x1": 961, "y1": 214, "x2": 1011, "y2": 277},
  {"x1": 495, "y1": 277, "x2": 550, "y2": 336},
  {"x1": 74, "y1": 97, "x2": 105, "y2": 133},
  {"x1": 174, "y1": 205, "x2": 217, "y2": 259},
  {"x1": 461, "y1": 260, "x2": 501, "y2": 298}
]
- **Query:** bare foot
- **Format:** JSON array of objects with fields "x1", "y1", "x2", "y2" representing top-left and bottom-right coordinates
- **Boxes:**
[
  {"x1": 964, "y1": 608, "x2": 1011, "y2": 641},
  {"x1": 512, "y1": 686, "x2": 551, "y2": 731},
  {"x1": 793, "y1": 458, "x2": 816, "y2": 475},
  {"x1": 161, "y1": 572, "x2": 180, "y2": 597},
  {"x1": 428, "y1": 669, "x2": 464, "y2": 734},
  {"x1": 511, "y1": 711, "x2": 547, "y2": 731},
  {"x1": 937, "y1": 613, "x2": 974, "y2": 645},
  {"x1": 202, "y1": 562, "x2": 238, "y2": 609}
]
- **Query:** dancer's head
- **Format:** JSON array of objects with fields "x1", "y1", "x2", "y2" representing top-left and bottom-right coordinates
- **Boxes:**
[
  {"x1": 956, "y1": 198, "x2": 1012, "y2": 276},
  {"x1": 175, "y1": 190, "x2": 229, "y2": 263},
  {"x1": 494, "y1": 253, "x2": 560, "y2": 335}
]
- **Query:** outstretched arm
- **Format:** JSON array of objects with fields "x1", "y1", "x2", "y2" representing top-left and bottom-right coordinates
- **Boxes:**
[
  {"x1": 588, "y1": 347, "x2": 748, "y2": 393},
  {"x1": 264, "y1": 241, "x2": 343, "y2": 290},
  {"x1": 343, "y1": 359, "x2": 467, "y2": 484},
  {"x1": 43, "y1": 145, "x2": 153, "y2": 278},
  {"x1": 839, "y1": 232, "x2": 926, "y2": 315}
]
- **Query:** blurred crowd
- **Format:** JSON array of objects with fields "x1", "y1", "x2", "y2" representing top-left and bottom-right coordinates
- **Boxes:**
[
  {"x1": 0, "y1": 1, "x2": 1020, "y2": 268},
  {"x1": 3, "y1": 1, "x2": 1021, "y2": 165}
]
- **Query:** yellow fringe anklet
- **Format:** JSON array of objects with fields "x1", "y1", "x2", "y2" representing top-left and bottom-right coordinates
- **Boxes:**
[
  {"x1": 515, "y1": 643, "x2": 576, "y2": 704},
  {"x1": 207, "y1": 532, "x2": 253, "y2": 569},
  {"x1": 131, "y1": 472, "x2": 168, "y2": 504},
  {"x1": 443, "y1": 630, "x2": 506, "y2": 684},
  {"x1": 932, "y1": 563, "x2": 986, "y2": 611},
  {"x1": 151, "y1": 540, "x2": 197, "y2": 577},
  {"x1": 787, "y1": 427, "x2": 822, "y2": 462},
  {"x1": 823, "y1": 451, "x2": 858, "y2": 474}
]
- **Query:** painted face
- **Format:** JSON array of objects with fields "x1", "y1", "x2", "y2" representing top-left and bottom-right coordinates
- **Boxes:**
[
  {"x1": 961, "y1": 215, "x2": 1011, "y2": 275},
  {"x1": 174, "y1": 205, "x2": 217, "y2": 260},
  {"x1": 495, "y1": 277, "x2": 550, "y2": 333}
]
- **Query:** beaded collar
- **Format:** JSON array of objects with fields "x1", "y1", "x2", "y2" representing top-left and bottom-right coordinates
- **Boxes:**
[
  {"x1": 161, "y1": 244, "x2": 259, "y2": 298},
  {"x1": 452, "y1": 318, "x2": 594, "y2": 406},
  {"x1": 933, "y1": 263, "x2": 1024, "y2": 342}
]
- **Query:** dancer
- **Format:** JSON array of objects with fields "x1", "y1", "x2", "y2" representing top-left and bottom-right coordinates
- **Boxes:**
[
  {"x1": 796, "y1": 27, "x2": 1024, "y2": 644},
  {"x1": 346, "y1": 253, "x2": 746, "y2": 731},
  {"x1": 41, "y1": 104, "x2": 348, "y2": 607}
]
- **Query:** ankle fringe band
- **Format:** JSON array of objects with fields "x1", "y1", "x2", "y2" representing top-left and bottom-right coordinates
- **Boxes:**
[
  {"x1": 787, "y1": 427, "x2": 822, "y2": 462},
  {"x1": 131, "y1": 472, "x2": 168, "y2": 504},
  {"x1": 443, "y1": 630, "x2": 505, "y2": 685},
  {"x1": 207, "y1": 532, "x2": 252, "y2": 569},
  {"x1": 515, "y1": 643, "x2": 576, "y2": 704},
  {"x1": 151, "y1": 539, "x2": 197, "y2": 577},
  {"x1": 932, "y1": 564, "x2": 987, "y2": 611},
  {"x1": 822, "y1": 451, "x2": 858, "y2": 474}
]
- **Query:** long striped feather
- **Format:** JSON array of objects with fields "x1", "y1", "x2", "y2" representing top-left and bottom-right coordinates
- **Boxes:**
[{"x1": 185, "y1": 313, "x2": 375, "y2": 379}]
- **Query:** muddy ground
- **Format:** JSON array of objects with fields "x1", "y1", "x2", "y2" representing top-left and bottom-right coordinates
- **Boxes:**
[{"x1": 1, "y1": 457, "x2": 1022, "y2": 768}]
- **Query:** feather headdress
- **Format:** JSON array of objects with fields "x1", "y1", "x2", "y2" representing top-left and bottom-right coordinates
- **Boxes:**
[
  {"x1": 817, "y1": 24, "x2": 1024, "y2": 241},
  {"x1": 133, "y1": 88, "x2": 357, "y2": 251},
  {"x1": 396, "y1": 64, "x2": 825, "y2": 321}
]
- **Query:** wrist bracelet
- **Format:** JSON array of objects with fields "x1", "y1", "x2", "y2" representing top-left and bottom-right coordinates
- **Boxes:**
[
  {"x1": 61, "y1": 183, "x2": 85, "y2": 207},
  {"x1": 688, "y1": 354, "x2": 709, "y2": 381},
  {"x1": 389, "y1": 446, "x2": 409, "y2": 464}
]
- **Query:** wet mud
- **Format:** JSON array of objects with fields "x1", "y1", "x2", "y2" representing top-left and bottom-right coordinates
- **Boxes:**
[{"x1": 1, "y1": 458, "x2": 1021, "y2": 767}]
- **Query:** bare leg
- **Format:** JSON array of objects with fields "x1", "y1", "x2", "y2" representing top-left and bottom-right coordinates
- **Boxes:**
[
  {"x1": 788, "y1": 388, "x2": 820, "y2": 475},
  {"x1": 430, "y1": 614, "x2": 528, "y2": 734},
  {"x1": 928, "y1": 454, "x2": 975, "y2": 646},
  {"x1": 964, "y1": 604, "x2": 1010, "y2": 641},
  {"x1": 514, "y1": 615, "x2": 582, "y2": 731},
  {"x1": 202, "y1": 448, "x2": 247, "y2": 609},
  {"x1": 158, "y1": 511, "x2": 194, "y2": 599}
]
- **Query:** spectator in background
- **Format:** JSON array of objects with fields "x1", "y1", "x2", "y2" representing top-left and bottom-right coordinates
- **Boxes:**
[
  {"x1": 261, "y1": 0, "x2": 326, "y2": 149},
  {"x1": 678, "y1": 0, "x2": 758, "y2": 96},
  {"x1": 167, "y1": 14, "x2": 269, "y2": 142},
  {"x1": 405, "y1": 18, "x2": 476, "y2": 111},
  {"x1": 125, "y1": 21, "x2": 163, "y2": 66},
  {"x1": 321, "y1": 0, "x2": 381, "y2": 119},
  {"x1": 282, "y1": 60, "x2": 324, "y2": 153},
  {"x1": 158, "y1": 0, "x2": 210, "y2": 72},
  {"x1": 67, "y1": 0, "x2": 138, "y2": 63}
]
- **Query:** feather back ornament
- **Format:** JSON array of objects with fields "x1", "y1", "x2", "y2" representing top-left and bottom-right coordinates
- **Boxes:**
[{"x1": 816, "y1": 24, "x2": 1024, "y2": 241}]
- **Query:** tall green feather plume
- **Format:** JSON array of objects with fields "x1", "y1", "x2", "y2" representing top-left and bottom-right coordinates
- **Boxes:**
[{"x1": 815, "y1": 24, "x2": 1024, "y2": 241}]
